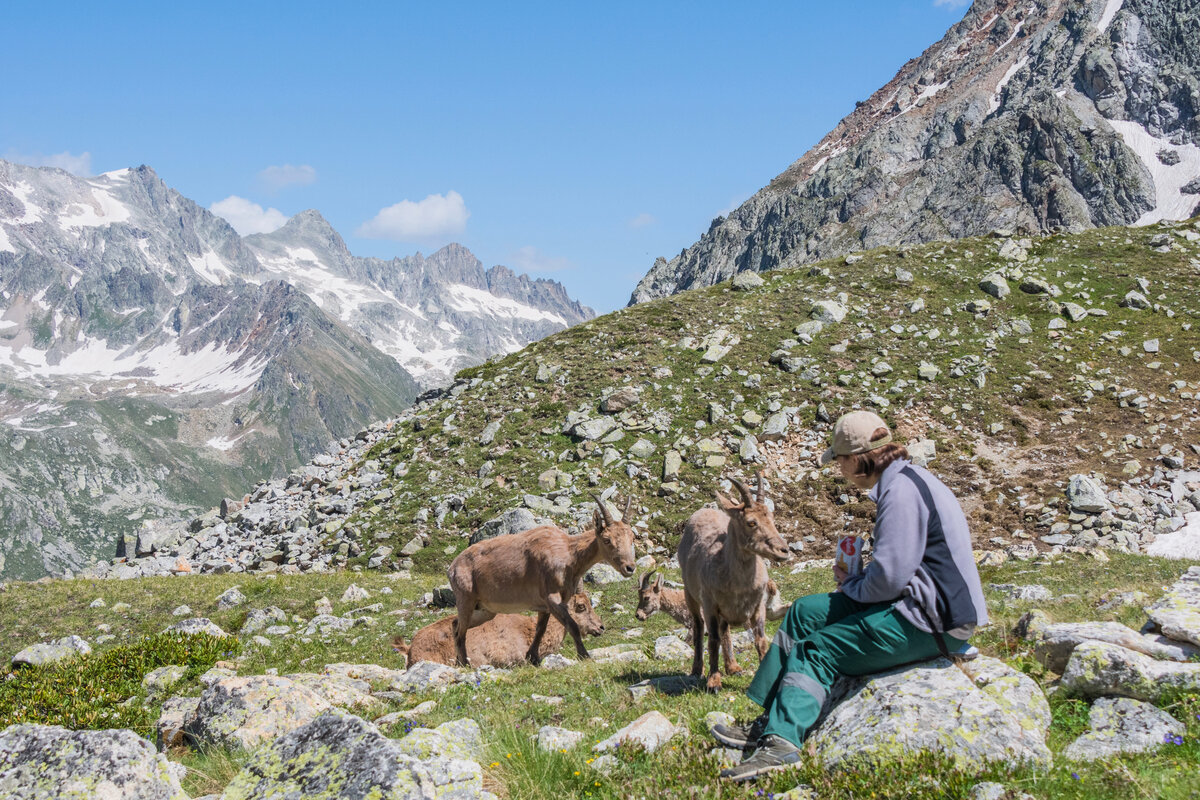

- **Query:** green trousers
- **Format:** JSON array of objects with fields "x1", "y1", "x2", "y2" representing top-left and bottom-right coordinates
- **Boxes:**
[{"x1": 746, "y1": 592, "x2": 961, "y2": 748}]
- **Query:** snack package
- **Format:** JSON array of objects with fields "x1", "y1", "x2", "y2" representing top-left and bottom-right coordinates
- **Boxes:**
[{"x1": 835, "y1": 535, "x2": 863, "y2": 576}]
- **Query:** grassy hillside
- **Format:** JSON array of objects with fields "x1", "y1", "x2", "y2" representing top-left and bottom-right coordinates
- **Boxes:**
[{"x1": 329, "y1": 218, "x2": 1200, "y2": 573}]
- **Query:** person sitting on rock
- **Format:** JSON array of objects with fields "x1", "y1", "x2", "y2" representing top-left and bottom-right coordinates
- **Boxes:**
[{"x1": 715, "y1": 410, "x2": 989, "y2": 782}]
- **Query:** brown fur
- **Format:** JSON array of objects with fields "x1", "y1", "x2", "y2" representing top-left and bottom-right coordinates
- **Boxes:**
[
  {"x1": 677, "y1": 474, "x2": 790, "y2": 691},
  {"x1": 394, "y1": 591, "x2": 603, "y2": 667},
  {"x1": 446, "y1": 496, "x2": 638, "y2": 666}
]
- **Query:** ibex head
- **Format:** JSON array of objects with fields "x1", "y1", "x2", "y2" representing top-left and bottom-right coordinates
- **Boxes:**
[
  {"x1": 715, "y1": 472, "x2": 790, "y2": 563},
  {"x1": 569, "y1": 589, "x2": 605, "y2": 636},
  {"x1": 635, "y1": 570, "x2": 665, "y2": 621},
  {"x1": 591, "y1": 493, "x2": 637, "y2": 577}
]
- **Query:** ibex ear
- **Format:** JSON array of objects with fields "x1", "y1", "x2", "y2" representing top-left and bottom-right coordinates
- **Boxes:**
[
  {"x1": 715, "y1": 491, "x2": 740, "y2": 512},
  {"x1": 654, "y1": 574, "x2": 664, "y2": 592},
  {"x1": 593, "y1": 509, "x2": 606, "y2": 531}
]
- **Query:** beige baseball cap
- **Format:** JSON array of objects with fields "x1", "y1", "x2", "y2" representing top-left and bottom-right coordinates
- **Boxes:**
[{"x1": 819, "y1": 411, "x2": 892, "y2": 466}]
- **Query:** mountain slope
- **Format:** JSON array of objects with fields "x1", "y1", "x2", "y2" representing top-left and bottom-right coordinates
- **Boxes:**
[
  {"x1": 122, "y1": 216, "x2": 1200, "y2": 582},
  {"x1": 631, "y1": 0, "x2": 1200, "y2": 304},
  {"x1": 244, "y1": 213, "x2": 593, "y2": 385}
]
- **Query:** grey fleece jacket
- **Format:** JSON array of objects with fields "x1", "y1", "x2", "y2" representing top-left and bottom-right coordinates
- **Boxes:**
[{"x1": 840, "y1": 459, "x2": 989, "y2": 639}]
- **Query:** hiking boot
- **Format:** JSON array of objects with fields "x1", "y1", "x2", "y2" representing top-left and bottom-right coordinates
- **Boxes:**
[
  {"x1": 949, "y1": 640, "x2": 979, "y2": 663},
  {"x1": 710, "y1": 715, "x2": 767, "y2": 749},
  {"x1": 718, "y1": 734, "x2": 803, "y2": 782}
]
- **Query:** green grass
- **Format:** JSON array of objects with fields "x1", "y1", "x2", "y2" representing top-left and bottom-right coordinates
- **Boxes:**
[{"x1": 2, "y1": 553, "x2": 1199, "y2": 798}]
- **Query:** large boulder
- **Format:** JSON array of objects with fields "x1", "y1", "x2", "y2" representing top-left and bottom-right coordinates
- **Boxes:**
[
  {"x1": 1014, "y1": 610, "x2": 1200, "y2": 672},
  {"x1": 1060, "y1": 641, "x2": 1200, "y2": 701},
  {"x1": 284, "y1": 673, "x2": 380, "y2": 712},
  {"x1": 11, "y1": 636, "x2": 91, "y2": 669},
  {"x1": 0, "y1": 724, "x2": 187, "y2": 799},
  {"x1": 394, "y1": 719, "x2": 483, "y2": 762},
  {"x1": 470, "y1": 508, "x2": 539, "y2": 545},
  {"x1": 1066, "y1": 475, "x2": 1110, "y2": 513},
  {"x1": 219, "y1": 711, "x2": 491, "y2": 800},
  {"x1": 806, "y1": 657, "x2": 1051, "y2": 768},
  {"x1": 1064, "y1": 698, "x2": 1185, "y2": 762},
  {"x1": 156, "y1": 696, "x2": 200, "y2": 750},
  {"x1": 1145, "y1": 566, "x2": 1200, "y2": 648},
  {"x1": 185, "y1": 675, "x2": 333, "y2": 750}
]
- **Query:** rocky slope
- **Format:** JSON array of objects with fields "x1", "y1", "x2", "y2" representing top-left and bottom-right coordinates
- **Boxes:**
[
  {"x1": 631, "y1": 0, "x2": 1200, "y2": 303},
  {"x1": 104, "y1": 215, "x2": 1200, "y2": 581},
  {"x1": 0, "y1": 161, "x2": 589, "y2": 580}
]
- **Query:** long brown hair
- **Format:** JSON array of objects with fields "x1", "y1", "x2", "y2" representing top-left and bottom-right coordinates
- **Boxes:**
[{"x1": 845, "y1": 434, "x2": 909, "y2": 479}]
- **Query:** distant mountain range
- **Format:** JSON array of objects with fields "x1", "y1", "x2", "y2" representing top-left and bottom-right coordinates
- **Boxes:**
[
  {"x1": 0, "y1": 160, "x2": 591, "y2": 579},
  {"x1": 631, "y1": 0, "x2": 1200, "y2": 303}
]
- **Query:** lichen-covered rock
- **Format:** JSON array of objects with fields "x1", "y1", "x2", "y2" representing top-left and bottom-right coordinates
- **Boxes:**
[
  {"x1": 1064, "y1": 698, "x2": 1185, "y2": 762},
  {"x1": 304, "y1": 614, "x2": 356, "y2": 636},
  {"x1": 219, "y1": 711, "x2": 489, "y2": 800},
  {"x1": 185, "y1": 675, "x2": 333, "y2": 750},
  {"x1": 11, "y1": 636, "x2": 92, "y2": 669},
  {"x1": 142, "y1": 665, "x2": 187, "y2": 699},
  {"x1": 1066, "y1": 474, "x2": 1110, "y2": 513},
  {"x1": 806, "y1": 658, "x2": 1051, "y2": 768},
  {"x1": 239, "y1": 607, "x2": 286, "y2": 635},
  {"x1": 1145, "y1": 566, "x2": 1200, "y2": 648},
  {"x1": 216, "y1": 587, "x2": 246, "y2": 610},
  {"x1": 593, "y1": 711, "x2": 684, "y2": 753},
  {"x1": 390, "y1": 661, "x2": 463, "y2": 693},
  {"x1": 1014, "y1": 610, "x2": 1200, "y2": 672},
  {"x1": 537, "y1": 726, "x2": 584, "y2": 752},
  {"x1": 164, "y1": 618, "x2": 228, "y2": 638},
  {"x1": 395, "y1": 719, "x2": 483, "y2": 762},
  {"x1": 284, "y1": 673, "x2": 380, "y2": 711},
  {"x1": 156, "y1": 696, "x2": 200, "y2": 750},
  {"x1": 322, "y1": 663, "x2": 407, "y2": 685},
  {"x1": 653, "y1": 635, "x2": 693, "y2": 661},
  {"x1": 1062, "y1": 641, "x2": 1200, "y2": 701},
  {"x1": 0, "y1": 724, "x2": 187, "y2": 799}
]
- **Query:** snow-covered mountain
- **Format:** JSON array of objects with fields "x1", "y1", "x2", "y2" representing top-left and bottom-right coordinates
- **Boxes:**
[
  {"x1": 244, "y1": 212, "x2": 592, "y2": 385},
  {"x1": 631, "y1": 0, "x2": 1200, "y2": 303},
  {"x1": 0, "y1": 160, "x2": 590, "y2": 579}
]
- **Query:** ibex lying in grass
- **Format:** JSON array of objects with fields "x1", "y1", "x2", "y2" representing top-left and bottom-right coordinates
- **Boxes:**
[
  {"x1": 393, "y1": 590, "x2": 603, "y2": 668},
  {"x1": 636, "y1": 571, "x2": 790, "y2": 639},
  {"x1": 447, "y1": 494, "x2": 637, "y2": 666},
  {"x1": 677, "y1": 474, "x2": 791, "y2": 690}
]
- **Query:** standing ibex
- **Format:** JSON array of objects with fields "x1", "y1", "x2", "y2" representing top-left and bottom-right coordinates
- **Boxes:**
[
  {"x1": 393, "y1": 590, "x2": 603, "y2": 668},
  {"x1": 636, "y1": 572, "x2": 790, "y2": 638},
  {"x1": 677, "y1": 474, "x2": 791, "y2": 690},
  {"x1": 447, "y1": 495, "x2": 637, "y2": 666}
]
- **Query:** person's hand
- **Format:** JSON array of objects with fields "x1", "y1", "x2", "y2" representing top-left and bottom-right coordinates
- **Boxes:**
[{"x1": 833, "y1": 565, "x2": 848, "y2": 586}]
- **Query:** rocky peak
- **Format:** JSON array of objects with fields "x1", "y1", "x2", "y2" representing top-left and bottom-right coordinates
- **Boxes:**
[{"x1": 630, "y1": 0, "x2": 1200, "y2": 304}]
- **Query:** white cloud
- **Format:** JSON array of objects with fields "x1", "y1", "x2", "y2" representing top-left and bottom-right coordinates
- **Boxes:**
[
  {"x1": 356, "y1": 191, "x2": 469, "y2": 241},
  {"x1": 628, "y1": 213, "x2": 657, "y2": 229},
  {"x1": 509, "y1": 245, "x2": 572, "y2": 274},
  {"x1": 5, "y1": 150, "x2": 92, "y2": 176},
  {"x1": 257, "y1": 164, "x2": 317, "y2": 192},
  {"x1": 210, "y1": 196, "x2": 289, "y2": 235},
  {"x1": 933, "y1": 0, "x2": 969, "y2": 7}
]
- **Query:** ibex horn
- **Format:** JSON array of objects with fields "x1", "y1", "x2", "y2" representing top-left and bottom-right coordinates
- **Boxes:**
[
  {"x1": 623, "y1": 496, "x2": 632, "y2": 520},
  {"x1": 591, "y1": 493, "x2": 614, "y2": 525},
  {"x1": 730, "y1": 477, "x2": 754, "y2": 507}
]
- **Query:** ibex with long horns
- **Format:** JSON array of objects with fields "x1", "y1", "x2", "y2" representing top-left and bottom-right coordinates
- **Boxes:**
[
  {"x1": 447, "y1": 494, "x2": 637, "y2": 666},
  {"x1": 677, "y1": 473, "x2": 791, "y2": 690}
]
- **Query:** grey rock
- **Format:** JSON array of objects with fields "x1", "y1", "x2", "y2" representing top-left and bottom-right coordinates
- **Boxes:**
[
  {"x1": 0, "y1": 724, "x2": 188, "y2": 799},
  {"x1": 219, "y1": 710, "x2": 487, "y2": 800},
  {"x1": 470, "y1": 508, "x2": 538, "y2": 545},
  {"x1": 978, "y1": 273, "x2": 1010, "y2": 299},
  {"x1": 142, "y1": 665, "x2": 187, "y2": 698},
  {"x1": 989, "y1": 584, "x2": 1052, "y2": 602},
  {"x1": 165, "y1": 618, "x2": 229, "y2": 638},
  {"x1": 537, "y1": 726, "x2": 585, "y2": 752},
  {"x1": 341, "y1": 584, "x2": 370, "y2": 603},
  {"x1": 601, "y1": 387, "x2": 640, "y2": 413},
  {"x1": 654, "y1": 635, "x2": 694, "y2": 660},
  {"x1": 593, "y1": 711, "x2": 685, "y2": 753},
  {"x1": 1067, "y1": 474, "x2": 1111, "y2": 513},
  {"x1": 1121, "y1": 291, "x2": 1153, "y2": 309},
  {"x1": 11, "y1": 635, "x2": 91, "y2": 669},
  {"x1": 1145, "y1": 566, "x2": 1200, "y2": 648},
  {"x1": 571, "y1": 417, "x2": 620, "y2": 442},
  {"x1": 1014, "y1": 610, "x2": 1200, "y2": 674},
  {"x1": 391, "y1": 661, "x2": 463, "y2": 693},
  {"x1": 731, "y1": 271, "x2": 765, "y2": 290},
  {"x1": 806, "y1": 656, "x2": 1050, "y2": 768},
  {"x1": 1064, "y1": 697, "x2": 1185, "y2": 761},
  {"x1": 810, "y1": 301, "x2": 847, "y2": 324},
  {"x1": 186, "y1": 675, "x2": 334, "y2": 750},
  {"x1": 761, "y1": 412, "x2": 788, "y2": 441},
  {"x1": 156, "y1": 696, "x2": 200, "y2": 750},
  {"x1": 585, "y1": 563, "x2": 627, "y2": 585},
  {"x1": 216, "y1": 586, "x2": 247, "y2": 610},
  {"x1": 479, "y1": 420, "x2": 502, "y2": 446},
  {"x1": 1061, "y1": 641, "x2": 1200, "y2": 701}
]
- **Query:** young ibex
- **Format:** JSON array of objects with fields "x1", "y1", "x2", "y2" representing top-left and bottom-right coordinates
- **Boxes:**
[
  {"x1": 447, "y1": 494, "x2": 637, "y2": 666},
  {"x1": 636, "y1": 571, "x2": 790, "y2": 639},
  {"x1": 393, "y1": 590, "x2": 603, "y2": 668},
  {"x1": 677, "y1": 474, "x2": 791, "y2": 690}
]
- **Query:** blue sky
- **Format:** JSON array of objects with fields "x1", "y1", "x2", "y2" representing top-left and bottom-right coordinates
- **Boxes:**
[{"x1": 2, "y1": 1, "x2": 969, "y2": 313}]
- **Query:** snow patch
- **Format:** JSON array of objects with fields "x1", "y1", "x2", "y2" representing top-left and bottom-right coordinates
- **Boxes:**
[
  {"x1": 0, "y1": 225, "x2": 12, "y2": 253},
  {"x1": 1098, "y1": 0, "x2": 1124, "y2": 33},
  {"x1": 989, "y1": 56, "x2": 1029, "y2": 114},
  {"x1": 59, "y1": 185, "x2": 132, "y2": 229},
  {"x1": 285, "y1": 247, "x2": 322, "y2": 265},
  {"x1": 1107, "y1": 119, "x2": 1200, "y2": 225},
  {"x1": 445, "y1": 283, "x2": 567, "y2": 325},
  {"x1": 6, "y1": 182, "x2": 45, "y2": 224},
  {"x1": 206, "y1": 433, "x2": 246, "y2": 451},
  {"x1": 188, "y1": 250, "x2": 234, "y2": 284},
  {"x1": 1145, "y1": 510, "x2": 1200, "y2": 559}
]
